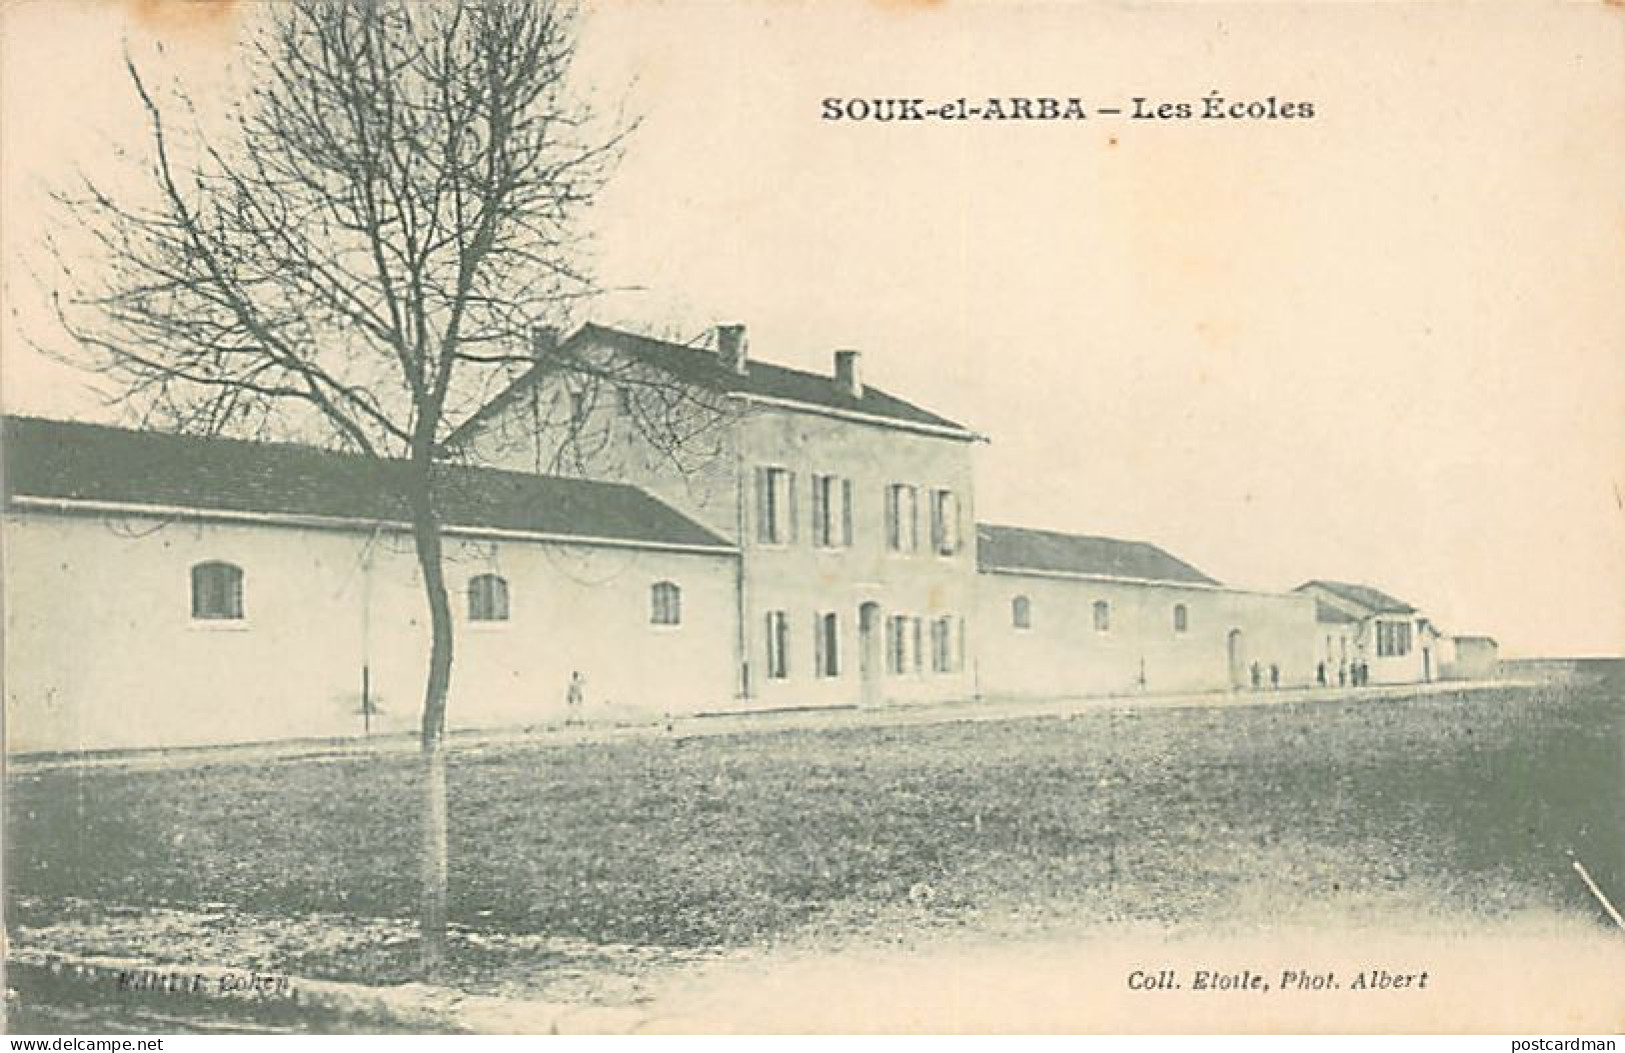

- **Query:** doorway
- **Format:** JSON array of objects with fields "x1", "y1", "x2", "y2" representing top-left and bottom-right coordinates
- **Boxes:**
[
  {"x1": 858, "y1": 602, "x2": 882, "y2": 706},
  {"x1": 1227, "y1": 629, "x2": 1246, "y2": 690}
]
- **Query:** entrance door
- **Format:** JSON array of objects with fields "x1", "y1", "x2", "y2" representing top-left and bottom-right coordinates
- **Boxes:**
[
  {"x1": 858, "y1": 602, "x2": 882, "y2": 706},
  {"x1": 1227, "y1": 629, "x2": 1246, "y2": 690}
]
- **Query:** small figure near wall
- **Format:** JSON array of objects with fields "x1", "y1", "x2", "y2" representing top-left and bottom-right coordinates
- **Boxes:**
[{"x1": 565, "y1": 670, "x2": 586, "y2": 727}]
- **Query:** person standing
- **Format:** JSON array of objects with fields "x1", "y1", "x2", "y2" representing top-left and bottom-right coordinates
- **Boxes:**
[{"x1": 565, "y1": 670, "x2": 585, "y2": 726}]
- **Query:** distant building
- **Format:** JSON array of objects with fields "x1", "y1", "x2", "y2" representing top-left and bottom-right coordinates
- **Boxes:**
[
  {"x1": 975, "y1": 525, "x2": 1315, "y2": 697},
  {"x1": 1441, "y1": 635, "x2": 1500, "y2": 681},
  {"x1": 1294, "y1": 580, "x2": 1445, "y2": 685}
]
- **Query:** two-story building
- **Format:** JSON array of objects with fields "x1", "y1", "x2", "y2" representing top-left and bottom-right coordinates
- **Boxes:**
[{"x1": 451, "y1": 323, "x2": 983, "y2": 709}]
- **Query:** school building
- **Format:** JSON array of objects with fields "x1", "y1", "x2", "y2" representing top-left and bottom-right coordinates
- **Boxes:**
[{"x1": 2, "y1": 323, "x2": 1494, "y2": 753}]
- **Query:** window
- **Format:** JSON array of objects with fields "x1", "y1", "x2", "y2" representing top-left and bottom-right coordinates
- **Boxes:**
[
  {"x1": 1093, "y1": 600, "x2": 1111, "y2": 633},
  {"x1": 812, "y1": 475, "x2": 854, "y2": 548},
  {"x1": 756, "y1": 467, "x2": 796, "y2": 545},
  {"x1": 1377, "y1": 621, "x2": 1412, "y2": 657},
  {"x1": 887, "y1": 614, "x2": 920, "y2": 675},
  {"x1": 191, "y1": 561, "x2": 244, "y2": 620},
  {"x1": 468, "y1": 574, "x2": 510, "y2": 622},
  {"x1": 931, "y1": 617, "x2": 960, "y2": 673},
  {"x1": 930, "y1": 490, "x2": 961, "y2": 555},
  {"x1": 885, "y1": 484, "x2": 918, "y2": 553},
  {"x1": 1012, "y1": 595, "x2": 1032, "y2": 630},
  {"x1": 884, "y1": 615, "x2": 925, "y2": 674},
  {"x1": 815, "y1": 612, "x2": 841, "y2": 678},
  {"x1": 1173, "y1": 604, "x2": 1189, "y2": 634},
  {"x1": 766, "y1": 611, "x2": 790, "y2": 679},
  {"x1": 651, "y1": 581, "x2": 682, "y2": 626}
]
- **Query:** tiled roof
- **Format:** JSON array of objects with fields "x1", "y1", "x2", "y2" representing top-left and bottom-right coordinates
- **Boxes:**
[
  {"x1": 1296, "y1": 579, "x2": 1416, "y2": 615},
  {"x1": 1315, "y1": 599, "x2": 1361, "y2": 624},
  {"x1": 447, "y1": 322, "x2": 975, "y2": 445},
  {"x1": 976, "y1": 523, "x2": 1219, "y2": 586},
  {"x1": 3, "y1": 416, "x2": 732, "y2": 551}
]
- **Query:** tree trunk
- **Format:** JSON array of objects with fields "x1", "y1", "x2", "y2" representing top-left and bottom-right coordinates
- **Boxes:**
[
  {"x1": 419, "y1": 741, "x2": 450, "y2": 979},
  {"x1": 409, "y1": 467, "x2": 455, "y2": 981}
]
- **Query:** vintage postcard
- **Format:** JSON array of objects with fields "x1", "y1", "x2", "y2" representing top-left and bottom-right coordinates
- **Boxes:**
[{"x1": 2, "y1": 0, "x2": 1622, "y2": 1037}]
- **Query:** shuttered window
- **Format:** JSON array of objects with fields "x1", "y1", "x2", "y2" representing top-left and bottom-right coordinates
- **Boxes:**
[
  {"x1": 651, "y1": 581, "x2": 682, "y2": 626},
  {"x1": 766, "y1": 611, "x2": 790, "y2": 679},
  {"x1": 887, "y1": 615, "x2": 907, "y2": 675},
  {"x1": 468, "y1": 574, "x2": 510, "y2": 622},
  {"x1": 756, "y1": 467, "x2": 796, "y2": 545},
  {"x1": 191, "y1": 562, "x2": 244, "y2": 620},
  {"x1": 931, "y1": 617, "x2": 954, "y2": 673},
  {"x1": 885, "y1": 484, "x2": 918, "y2": 553},
  {"x1": 812, "y1": 474, "x2": 853, "y2": 549},
  {"x1": 814, "y1": 612, "x2": 841, "y2": 678},
  {"x1": 930, "y1": 490, "x2": 961, "y2": 555}
]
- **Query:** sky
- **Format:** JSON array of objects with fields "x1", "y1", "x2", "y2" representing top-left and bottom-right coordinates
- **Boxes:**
[{"x1": 2, "y1": 0, "x2": 1622, "y2": 657}]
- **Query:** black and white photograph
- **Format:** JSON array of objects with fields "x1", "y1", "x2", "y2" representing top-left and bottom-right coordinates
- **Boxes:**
[{"x1": 2, "y1": 0, "x2": 1622, "y2": 1037}]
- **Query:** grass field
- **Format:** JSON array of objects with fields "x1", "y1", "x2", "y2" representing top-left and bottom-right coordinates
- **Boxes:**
[{"x1": 7, "y1": 666, "x2": 1623, "y2": 993}]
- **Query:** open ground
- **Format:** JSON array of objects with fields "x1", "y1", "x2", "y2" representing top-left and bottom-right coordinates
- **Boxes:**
[{"x1": 6, "y1": 666, "x2": 1623, "y2": 1030}]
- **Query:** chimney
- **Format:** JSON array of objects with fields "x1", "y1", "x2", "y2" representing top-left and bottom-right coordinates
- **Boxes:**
[
  {"x1": 834, "y1": 349, "x2": 863, "y2": 398},
  {"x1": 716, "y1": 323, "x2": 748, "y2": 375}
]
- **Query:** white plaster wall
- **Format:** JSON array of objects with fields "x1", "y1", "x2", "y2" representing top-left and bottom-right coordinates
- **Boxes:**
[
  {"x1": 1362, "y1": 616, "x2": 1432, "y2": 684},
  {"x1": 3, "y1": 511, "x2": 736, "y2": 754},
  {"x1": 1294, "y1": 585, "x2": 1433, "y2": 685},
  {"x1": 974, "y1": 573, "x2": 1319, "y2": 699},
  {"x1": 1315, "y1": 623, "x2": 1359, "y2": 683},
  {"x1": 736, "y1": 406, "x2": 980, "y2": 708},
  {"x1": 1441, "y1": 637, "x2": 1499, "y2": 680}
]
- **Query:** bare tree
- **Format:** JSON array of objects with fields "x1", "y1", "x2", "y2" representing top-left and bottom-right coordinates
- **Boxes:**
[{"x1": 45, "y1": 0, "x2": 718, "y2": 978}]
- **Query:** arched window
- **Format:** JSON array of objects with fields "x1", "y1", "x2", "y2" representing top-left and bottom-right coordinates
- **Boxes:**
[
  {"x1": 1093, "y1": 600, "x2": 1111, "y2": 633},
  {"x1": 191, "y1": 561, "x2": 244, "y2": 620},
  {"x1": 651, "y1": 581, "x2": 682, "y2": 626},
  {"x1": 468, "y1": 574, "x2": 510, "y2": 622},
  {"x1": 1173, "y1": 603, "x2": 1189, "y2": 634},
  {"x1": 1011, "y1": 595, "x2": 1032, "y2": 629}
]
